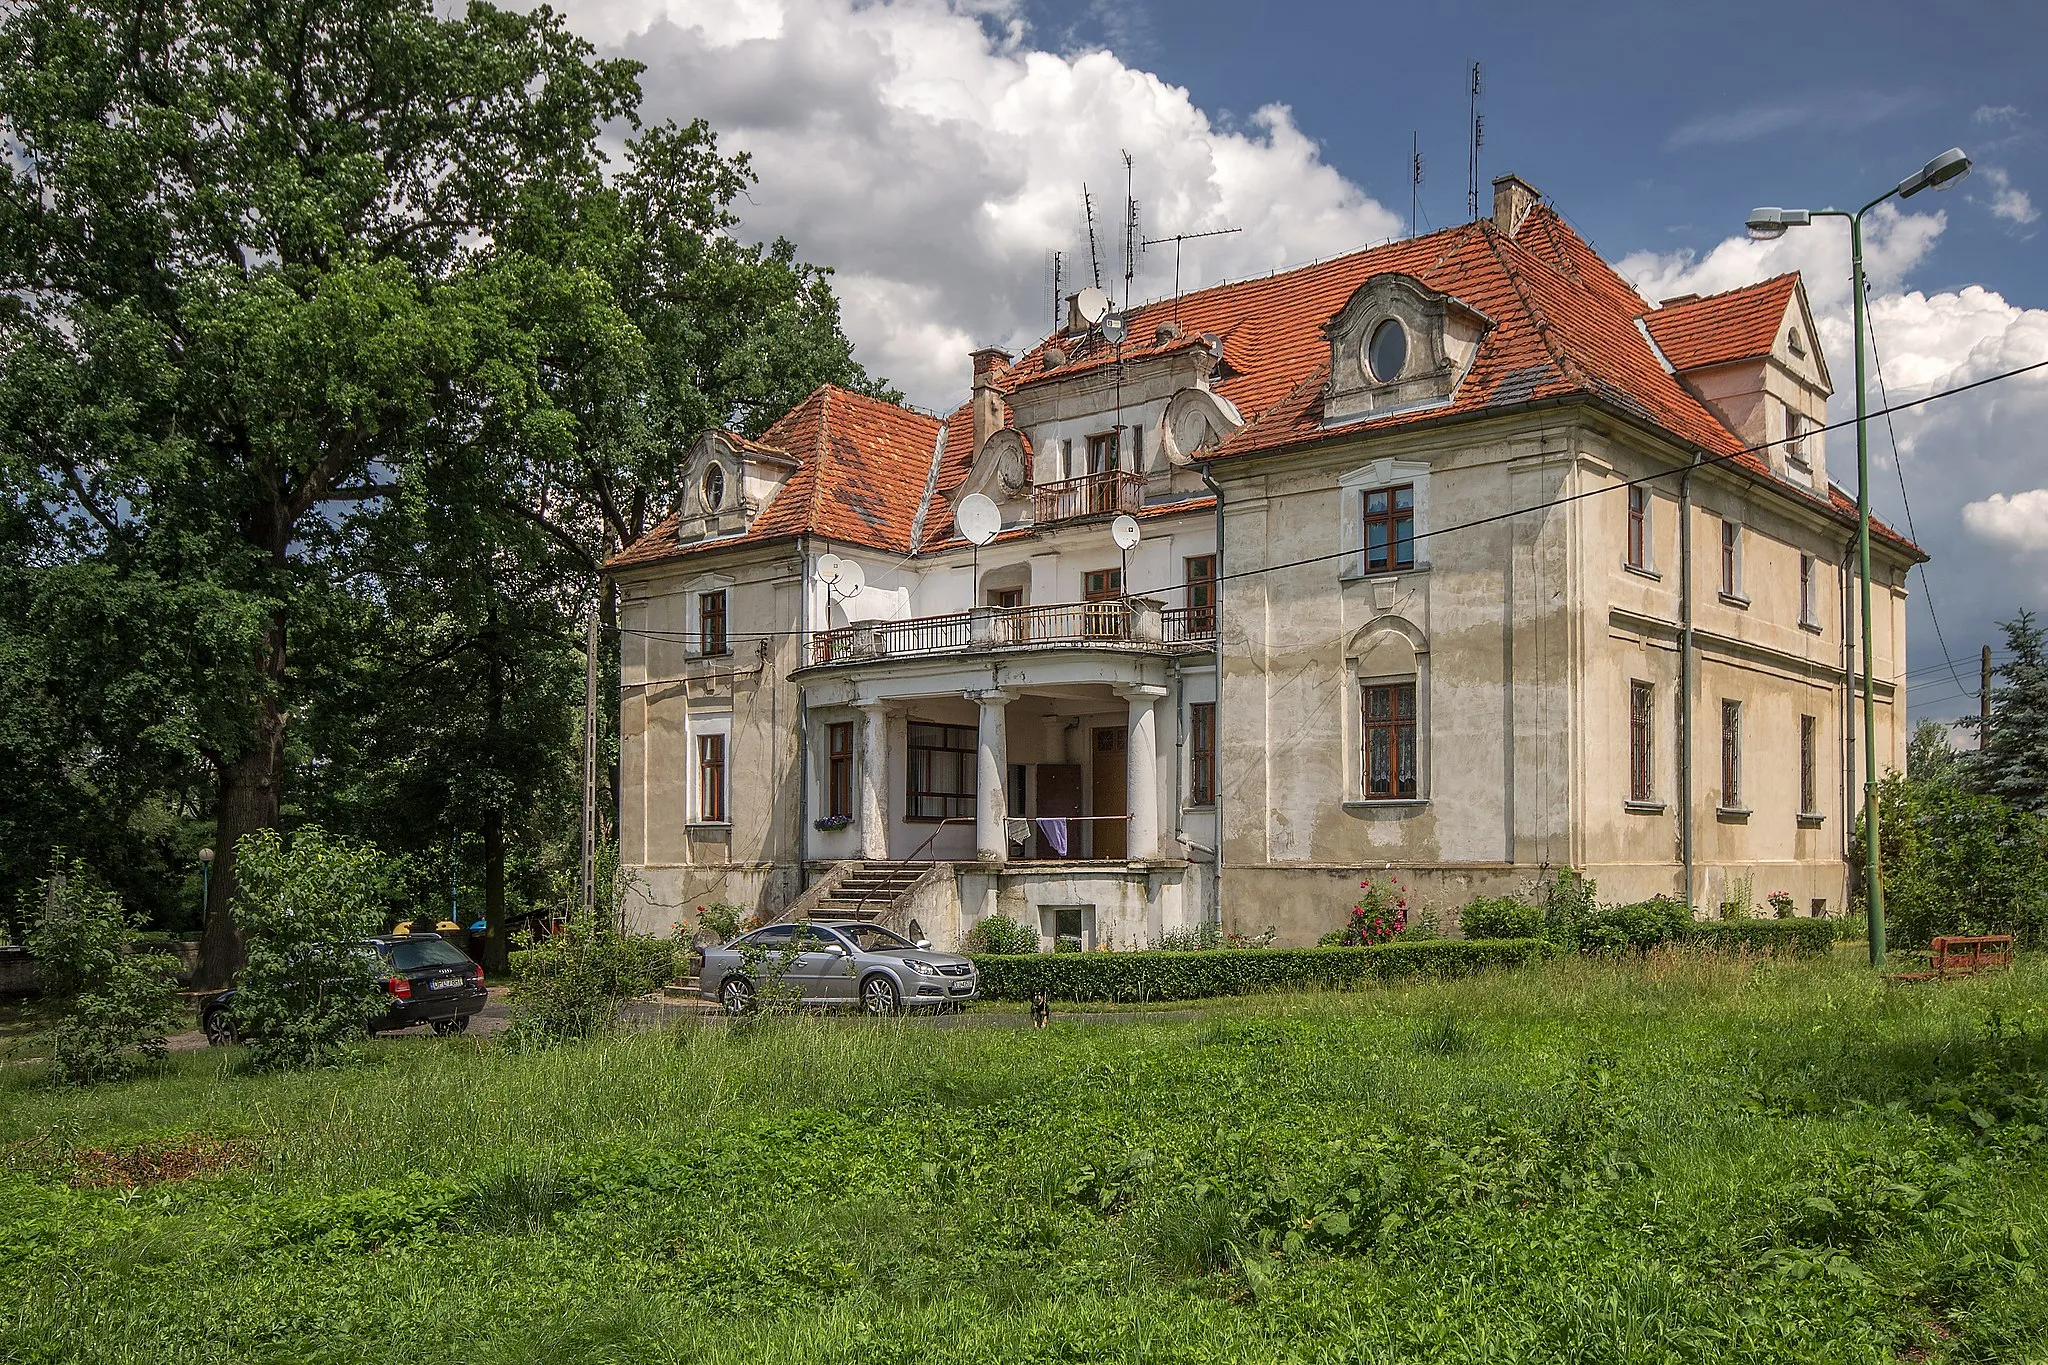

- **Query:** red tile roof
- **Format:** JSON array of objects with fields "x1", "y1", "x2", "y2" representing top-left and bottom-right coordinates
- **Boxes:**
[
  {"x1": 1642, "y1": 274, "x2": 1800, "y2": 371},
  {"x1": 610, "y1": 209, "x2": 1922, "y2": 573}
]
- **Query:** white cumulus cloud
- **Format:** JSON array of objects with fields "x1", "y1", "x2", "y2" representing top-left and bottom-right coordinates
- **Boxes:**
[
  {"x1": 1977, "y1": 166, "x2": 2040, "y2": 227},
  {"x1": 557, "y1": 0, "x2": 1400, "y2": 407},
  {"x1": 1963, "y1": 489, "x2": 2048, "y2": 552}
]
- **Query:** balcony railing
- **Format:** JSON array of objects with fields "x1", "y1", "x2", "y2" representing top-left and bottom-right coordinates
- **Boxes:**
[
  {"x1": 807, "y1": 596, "x2": 1213, "y2": 667},
  {"x1": 1032, "y1": 470, "x2": 1146, "y2": 524}
]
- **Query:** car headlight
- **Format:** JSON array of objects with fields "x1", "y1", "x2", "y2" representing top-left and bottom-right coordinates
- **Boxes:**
[{"x1": 909, "y1": 960, "x2": 941, "y2": 977}]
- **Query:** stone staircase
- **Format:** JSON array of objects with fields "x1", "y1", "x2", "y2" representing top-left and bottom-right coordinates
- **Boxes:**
[{"x1": 807, "y1": 862, "x2": 936, "y2": 921}]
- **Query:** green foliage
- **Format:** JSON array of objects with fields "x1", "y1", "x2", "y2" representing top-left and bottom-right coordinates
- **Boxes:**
[
  {"x1": 1458, "y1": 895, "x2": 1542, "y2": 940},
  {"x1": 1972, "y1": 610, "x2": 2048, "y2": 812},
  {"x1": 23, "y1": 859, "x2": 180, "y2": 1084},
  {"x1": 1720, "y1": 871, "x2": 1756, "y2": 920},
  {"x1": 1579, "y1": 897, "x2": 1695, "y2": 954},
  {"x1": 962, "y1": 912, "x2": 1038, "y2": 955},
  {"x1": 1864, "y1": 770, "x2": 2048, "y2": 948},
  {"x1": 1540, "y1": 866, "x2": 1599, "y2": 945},
  {"x1": 693, "y1": 902, "x2": 758, "y2": 943},
  {"x1": 1318, "y1": 874, "x2": 1410, "y2": 946},
  {"x1": 507, "y1": 923, "x2": 681, "y2": 1044},
  {"x1": 972, "y1": 939, "x2": 1551, "y2": 1003},
  {"x1": 1686, "y1": 918, "x2": 1837, "y2": 956},
  {"x1": 229, "y1": 827, "x2": 394, "y2": 1070}
]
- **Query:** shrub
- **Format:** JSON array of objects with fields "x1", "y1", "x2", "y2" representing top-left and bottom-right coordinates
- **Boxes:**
[
  {"x1": 693, "y1": 902, "x2": 758, "y2": 943},
  {"x1": 1459, "y1": 896, "x2": 1542, "y2": 941},
  {"x1": 1540, "y1": 868, "x2": 1599, "y2": 947},
  {"x1": 1580, "y1": 897, "x2": 1692, "y2": 954},
  {"x1": 1767, "y1": 891, "x2": 1796, "y2": 919},
  {"x1": 1322, "y1": 875, "x2": 1409, "y2": 946},
  {"x1": 1686, "y1": 919, "x2": 1836, "y2": 956},
  {"x1": 230, "y1": 827, "x2": 396, "y2": 1071},
  {"x1": 24, "y1": 860, "x2": 181, "y2": 1085},
  {"x1": 962, "y1": 912, "x2": 1037, "y2": 955},
  {"x1": 1864, "y1": 774, "x2": 2048, "y2": 948},
  {"x1": 971, "y1": 939, "x2": 1551, "y2": 1003},
  {"x1": 507, "y1": 921, "x2": 681, "y2": 1045}
]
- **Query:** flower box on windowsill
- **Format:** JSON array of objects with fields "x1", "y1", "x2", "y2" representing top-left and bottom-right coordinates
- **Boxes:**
[{"x1": 813, "y1": 814, "x2": 854, "y2": 832}]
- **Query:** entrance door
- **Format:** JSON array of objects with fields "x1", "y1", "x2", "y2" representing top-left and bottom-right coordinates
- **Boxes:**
[
  {"x1": 1036, "y1": 764, "x2": 1081, "y2": 859},
  {"x1": 1091, "y1": 726, "x2": 1128, "y2": 859}
]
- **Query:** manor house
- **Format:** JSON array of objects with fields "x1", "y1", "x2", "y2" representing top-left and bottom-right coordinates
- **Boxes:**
[{"x1": 605, "y1": 175, "x2": 1921, "y2": 948}]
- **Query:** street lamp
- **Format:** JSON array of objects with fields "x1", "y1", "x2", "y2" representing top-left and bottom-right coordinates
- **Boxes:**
[
  {"x1": 198, "y1": 847, "x2": 215, "y2": 925},
  {"x1": 1745, "y1": 146, "x2": 1971, "y2": 970}
]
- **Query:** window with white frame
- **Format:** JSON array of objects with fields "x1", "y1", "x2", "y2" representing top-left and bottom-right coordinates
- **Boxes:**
[
  {"x1": 1626, "y1": 485, "x2": 1652, "y2": 571},
  {"x1": 1784, "y1": 402, "x2": 1808, "y2": 467},
  {"x1": 692, "y1": 713, "x2": 733, "y2": 824},
  {"x1": 684, "y1": 575, "x2": 735, "y2": 657},
  {"x1": 1338, "y1": 458, "x2": 1430, "y2": 578},
  {"x1": 1719, "y1": 519, "x2": 1743, "y2": 600}
]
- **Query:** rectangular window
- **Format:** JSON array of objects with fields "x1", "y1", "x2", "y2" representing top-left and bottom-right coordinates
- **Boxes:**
[
  {"x1": 699, "y1": 589, "x2": 729, "y2": 657},
  {"x1": 1720, "y1": 700, "x2": 1742, "y2": 809},
  {"x1": 1800, "y1": 714, "x2": 1818, "y2": 815},
  {"x1": 1799, "y1": 555, "x2": 1819, "y2": 628},
  {"x1": 1720, "y1": 519, "x2": 1740, "y2": 597},
  {"x1": 1128, "y1": 424, "x2": 1145, "y2": 470},
  {"x1": 906, "y1": 721, "x2": 977, "y2": 822},
  {"x1": 1630, "y1": 681, "x2": 1655, "y2": 802},
  {"x1": 827, "y1": 721, "x2": 854, "y2": 820},
  {"x1": 1083, "y1": 567, "x2": 1123, "y2": 638},
  {"x1": 1626, "y1": 486, "x2": 1649, "y2": 568},
  {"x1": 988, "y1": 587, "x2": 1023, "y2": 610},
  {"x1": 698, "y1": 734, "x2": 727, "y2": 823},
  {"x1": 1189, "y1": 702, "x2": 1217, "y2": 807},
  {"x1": 1362, "y1": 485, "x2": 1415, "y2": 573},
  {"x1": 1784, "y1": 403, "x2": 1807, "y2": 464},
  {"x1": 1184, "y1": 555, "x2": 1217, "y2": 634},
  {"x1": 1361, "y1": 682, "x2": 1418, "y2": 799},
  {"x1": 1086, "y1": 431, "x2": 1119, "y2": 474}
]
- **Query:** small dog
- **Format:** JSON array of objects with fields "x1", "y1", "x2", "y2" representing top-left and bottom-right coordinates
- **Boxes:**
[{"x1": 1029, "y1": 990, "x2": 1050, "y2": 1029}]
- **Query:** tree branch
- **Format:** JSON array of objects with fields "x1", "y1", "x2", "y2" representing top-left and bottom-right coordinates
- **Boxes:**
[
  {"x1": 503, "y1": 498, "x2": 601, "y2": 574},
  {"x1": 58, "y1": 462, "x2": 120, "y2": 538},
  {"x1": 323, "y1": 483, "x2": 399, "y2": 502}
]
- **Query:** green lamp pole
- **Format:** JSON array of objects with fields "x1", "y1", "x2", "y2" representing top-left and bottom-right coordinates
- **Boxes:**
[{"x1": 1746, "y1": 146, "x2": 1972, "y2": 970}]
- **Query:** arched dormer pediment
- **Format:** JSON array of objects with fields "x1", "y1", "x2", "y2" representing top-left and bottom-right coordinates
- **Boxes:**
[
  {"x1": 676, "y1": 430, "x2": 796, "y2": 544},
  {"x1": 1323, "y1": 274, "x2": 1490, "y2": 426},
  {"x1": 1158, "y1": 387, "x2": 1244, "y2": 465},
  {"x1": 960, "y1": 427, "x2": 1031, "y2": 507}
]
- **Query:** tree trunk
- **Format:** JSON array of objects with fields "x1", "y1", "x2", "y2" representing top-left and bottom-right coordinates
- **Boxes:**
[{"x1": 198, "y1": 607, "x2": 287, "y2": 989}]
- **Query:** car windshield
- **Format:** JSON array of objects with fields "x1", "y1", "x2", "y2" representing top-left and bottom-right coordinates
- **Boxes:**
[
  {"x1": 831, "y1": 925, "x2": 915, "y2": 952},
  {"x1": 388, "y1": 939, "x2": 474, "y2": 971}
]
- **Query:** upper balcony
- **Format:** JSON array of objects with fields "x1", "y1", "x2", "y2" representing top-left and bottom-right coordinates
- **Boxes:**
[
  {"x1": 807, "y1": 597, "x2": 1216, "y2": 668},
  {"x1": 1032, "y1": 470, "x2": 1146, "y2": 525}
]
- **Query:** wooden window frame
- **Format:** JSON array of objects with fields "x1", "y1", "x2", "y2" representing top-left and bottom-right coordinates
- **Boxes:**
[
  {"x1": 1184, "y1": 555, "x2": 1216, "y2": 634},
  {"x1": 1083, "y1": 567, "x2": 1123, "y2": 638},
  {"x1": 1630, "y1": 681, "x2": 1655, "y2": 803},
  {"x1": 1720, "y1": 520, "x2": 1740, "y2": 598},
  {"x1": 1360, "y1": 681, "x2": 1418, "y2": 800},
  {"x1": 1799, "y1": 555, "x2": 1819, "y2": 628},
  {"x1": 698, "y1": 733, "x2": 728, "y2": 824},
  {"x1": 1188, "y1": 702, "x2": 1217, "y2": 807},
  {"x1": 1799, "y1": 714, "x2": 1818, "y2": 816},
  {"x1": 1720, "y1": 700, "x2": 1743, "y2": 809},
  {"x1": 826, "y1": 721, "x2": 854, "y2": 820},
  {"x1": 1626, "y1": 486, "x2": 1649, "y2": 569},
  {"x1": 906, "y1": 721, "x2": 977, "y2": 823},
  {"x1": 1362, "y1": 484, "x2": 1415, "y2": 574},
  {"x1": 1784, "y1": 403, "x2": 1807, "y2": 464},
  {"x1": 1085, "y1": 430, "x2": 1120, "y2": 474},
  {"x1": 699, "y1": 589, "x2": 729, "y2": 657}
]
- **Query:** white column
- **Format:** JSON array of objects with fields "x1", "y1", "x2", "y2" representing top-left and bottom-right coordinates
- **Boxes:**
[
  {"x1": 1120, "y1": 684, "x2": 1168, "y2": 860},
  {"x1": 857, "y1": 701, "x2": 890, "y2": 860},
  {"x1": 974, "y1": 691, "x2": 1012, "y2": 865}
]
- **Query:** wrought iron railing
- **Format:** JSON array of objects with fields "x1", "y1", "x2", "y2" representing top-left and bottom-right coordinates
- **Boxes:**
[
  {"x1": 1032, "y1": 470, "x2": 1146, "y2": 524},
  {"x1": 805, "y1": 596, "x2": 1219, "y2": 666},
  {"x1": 1162, "y1": 605, "x2": 1217, "y2": 643}
]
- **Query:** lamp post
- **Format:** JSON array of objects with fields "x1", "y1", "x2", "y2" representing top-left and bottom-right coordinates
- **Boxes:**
[
  {"x1": 1745, "y1": 147, "x2": 1971, "y2": 970},
  {"x1": 198, "y1": 847, "x2": 215, "y2": 927}
]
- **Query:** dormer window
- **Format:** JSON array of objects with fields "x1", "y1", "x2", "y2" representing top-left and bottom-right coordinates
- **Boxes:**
[
  {"x1": 702, "y1": 464, "x2": 726, "y2": 513},
  {"x1": 1367, "y1": 319, "x2": 1408, "y2": 383},
  {"x1": 1787, "y1": 327, "x2": 1806, "y2": 358}
]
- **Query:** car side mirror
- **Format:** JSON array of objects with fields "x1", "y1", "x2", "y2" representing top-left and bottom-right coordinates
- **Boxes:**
[
  {"x1": 826, "y1": 944, "x2": 846, "y2": 956},
  {"x1": 916, "y1": 940, "x2": 932, "y2": 950}
]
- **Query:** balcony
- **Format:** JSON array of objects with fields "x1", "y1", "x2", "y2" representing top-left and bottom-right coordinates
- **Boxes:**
[
  {"x1": 808, "y1": 597, "x2": 1216, "y2": 667},
  {"x1": 1032, "y1": 470, "x2": 1146, "y2": 524}
]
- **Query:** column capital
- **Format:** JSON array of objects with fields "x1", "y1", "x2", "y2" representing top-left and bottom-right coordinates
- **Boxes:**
[
  {"x1": 1113, "y1": 683, "x2": 1170, "y2": 702},
  {"x1": 967, "y1": 688, "x2": 1016, "y2": 705}
]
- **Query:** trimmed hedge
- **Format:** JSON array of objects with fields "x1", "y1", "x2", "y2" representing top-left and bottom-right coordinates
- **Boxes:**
[
  {"x1": 970, "y1": 938, "x2": 1552, "y2": 1004},
  {"x1": 1685, "y1": 918, "x2": 1838, "y2": 956}
]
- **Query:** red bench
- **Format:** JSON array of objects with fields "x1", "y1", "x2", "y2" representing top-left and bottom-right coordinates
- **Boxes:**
[{"x1": 1885, "y1": 934, "x2": 2016, "y2": 985}]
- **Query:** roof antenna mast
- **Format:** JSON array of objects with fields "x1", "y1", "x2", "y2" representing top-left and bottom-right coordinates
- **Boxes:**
[
  {"x1": 1466, "y1": 61, "x2": 1483, "y2": 221},
  {"x1": 1122, "y1": 149, "x2": 1142, "y2": 311},
  {"x1": 1082, "y1": 184, "x2": 1103, "y2": 291},
  {"x1": 1411, "y1": 131, "x2": 1424, "y2": 238},
  {"x1": 1048, "y1": 249, "x2": 1064, "y2": 333},
  {"x1": 1143, "y1": 225, "x2": 1242, "y2": 328}
]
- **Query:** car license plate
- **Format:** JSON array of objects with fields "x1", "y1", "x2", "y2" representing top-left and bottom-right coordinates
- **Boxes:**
[
  {"x1": 429, "y1": 978, "x2": 462, "y2": 990},
  {"x1": 950, "y1": 984, "x2": 973, "y2": 995}
]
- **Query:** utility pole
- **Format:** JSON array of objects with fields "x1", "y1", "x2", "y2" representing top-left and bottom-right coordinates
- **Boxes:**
[
  {"x1": 1982, "y1": 644, "x2": 1993, "y2": 739},
  {"x1": 579, "y1": 598, "x2": 598, "y2": 925}
]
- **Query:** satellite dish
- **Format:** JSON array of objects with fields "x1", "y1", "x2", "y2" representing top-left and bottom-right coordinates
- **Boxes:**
[
  {"x1": 832, "y1": 559, "x2": 866, "y2": 597},
  {"x1": 954, "y1": 493, "x2": 1001, "y2": 547},
  {"x1": 1110, "y1": 514, "x2": 1141, "y2": 551},
  {"x1": 815, "y1": 552, "x2": 843, "y2": 584},
  {"x1": 1100, "y1": 313, "x2": 1128, "y2": 346},
  {"x1": 1074, "y1": 286, "x2": 1110, "y2": 327}
]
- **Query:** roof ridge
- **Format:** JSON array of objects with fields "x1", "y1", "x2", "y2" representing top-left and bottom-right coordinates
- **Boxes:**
[{"x1": 1477, "y1": 224, "x2": 1596, "y2": 393}]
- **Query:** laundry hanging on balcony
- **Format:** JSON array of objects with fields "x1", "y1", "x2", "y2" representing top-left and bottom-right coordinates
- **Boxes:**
[{"x1": 1035, "y1": 818, "x2": 1069, "y2": 856}]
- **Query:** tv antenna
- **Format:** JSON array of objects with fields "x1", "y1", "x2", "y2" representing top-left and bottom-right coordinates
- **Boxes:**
[
  {"x1": 1121, "y1": 150, "x2": 1142, "y2": 310},
  {"x1": 1048, "y1": 249, "x2": 1064, "y2": 332},
  {"x1": 1082, "y1": 184, "x2": 1103, "y2": 291},
  {"x1": 1466, "y1": 62, "x2": 1484, "y2": 221},
  {"x1": 1142, "y1": 225, "x2": 1242, "y2": 327},
  {"x1": 1411, "y1": 131, "x2": 1424, "y2": 237}
]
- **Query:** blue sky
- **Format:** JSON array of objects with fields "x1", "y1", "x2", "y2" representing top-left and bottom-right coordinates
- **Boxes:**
[{"x1": 573, "y1": 0, "x2": 2046, "y2": 722}]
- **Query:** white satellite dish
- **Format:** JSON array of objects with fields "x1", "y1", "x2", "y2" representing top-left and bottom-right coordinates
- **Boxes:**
[
  {"x1": 1073, "y1": 285, "x2": 1111, "y2": 328},
  {"x1": 954, "y1": 493, "x2": 1001, "y2": 547},
  {"x1": 1100, "y1": 312, "x2": 1128, "y2": 346},
  {"x1": 832, "y1": 559, "x2": 866, "y2": 597},
  {"x1": 1110, "y1": 514, "x2": 1141, "y2": 551},
  {"x1": 815, "y1": 552, "x2": 843, "y2": 584}
]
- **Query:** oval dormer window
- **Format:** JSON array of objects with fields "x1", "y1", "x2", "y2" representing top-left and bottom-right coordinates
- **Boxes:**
[
  {"x1": 702, "y1": 464, "x2": 726, "y2": 513},
  {"x1": 1367, "y1": 319, "x2": 1408, "y2": 383}
]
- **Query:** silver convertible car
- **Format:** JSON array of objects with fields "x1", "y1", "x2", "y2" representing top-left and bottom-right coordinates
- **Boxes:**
[{"x1": 695, "y1": 920, "x2": 979, "y2": 1015}]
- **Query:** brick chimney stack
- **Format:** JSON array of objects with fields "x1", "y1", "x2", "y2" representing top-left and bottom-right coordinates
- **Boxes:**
[
  {"x1": 969, "y1": 347, "x2": 1011, "y2": 458},
  {"x1": 1491, "y1": 174, "x2": 1540, "y2": 235}
]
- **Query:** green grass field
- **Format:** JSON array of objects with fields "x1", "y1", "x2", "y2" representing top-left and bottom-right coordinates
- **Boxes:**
[{"x1": 4, "y1": 949, "x2": 2045, "y2": 1364}]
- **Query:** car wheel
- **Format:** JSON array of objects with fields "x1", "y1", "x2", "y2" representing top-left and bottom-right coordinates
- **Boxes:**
[
  {"x1": 860, "y1": 974, "x2": 902, "y2": 1016},
  {"x1": 719, "y1": 976, "x2": 755, "y2": 1016},
  {"x1": 202, "y1": 1010, "x2": 237, "y2": 1047},
  {"x1": 432, "y1": 1016, "x2": 470, "y2": 1037}
]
